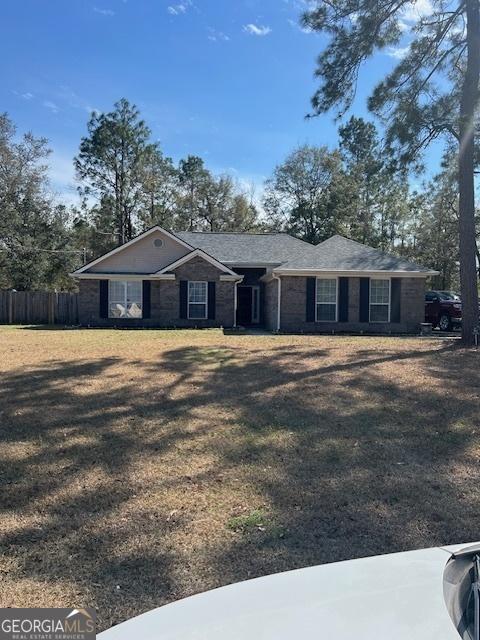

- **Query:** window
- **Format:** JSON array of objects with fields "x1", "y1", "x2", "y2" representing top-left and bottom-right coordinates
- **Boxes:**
[
  {"x1": 316, "y1": 278, "x2": 337, "y2": 322},
  {"x1": 370, "y1": 279, "x2": 390, "y2": 322},
  {"x1": 108, "y1": 280, "x2": 143, "y2": 318},
  {"x1": 188, "y1": 281, "x2": 207, "y2": 319}
]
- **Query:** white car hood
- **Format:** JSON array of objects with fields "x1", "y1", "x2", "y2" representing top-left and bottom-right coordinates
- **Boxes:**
[{"x1": 99, "y1": 545, "x2": 468, "y2": 639}]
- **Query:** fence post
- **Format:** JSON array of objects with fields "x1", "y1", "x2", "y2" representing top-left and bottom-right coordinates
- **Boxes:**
[
  {"x1": 48, "y1": 292, "x2": 55, "y2": 324},
  {"x1": 8, "y1": 291, "x2": 13, "y2": 324}
]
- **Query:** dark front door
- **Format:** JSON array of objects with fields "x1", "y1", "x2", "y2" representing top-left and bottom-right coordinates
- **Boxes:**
[{"x1": 237, "y1": 286, "x2": 253, "y2": 326}]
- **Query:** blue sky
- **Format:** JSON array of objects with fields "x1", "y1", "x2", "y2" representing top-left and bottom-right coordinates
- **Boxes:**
[{"x1": 1, "y1": 0, "x2": 434, "y2": 203}]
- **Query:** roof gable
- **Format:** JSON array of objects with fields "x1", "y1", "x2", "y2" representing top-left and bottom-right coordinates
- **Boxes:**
[
  {"x1": 72, "y1": 226, "x2": 193, "y2": 275},
  {"x1": 156, "y1": 248, "x2": 239, "y2": 276}
]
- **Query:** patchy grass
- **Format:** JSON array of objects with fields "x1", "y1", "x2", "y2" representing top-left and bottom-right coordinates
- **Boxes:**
[
  {"x1": 227, "y1": 509, "x2": 268, "y2": 532},
  {"x1": 0, "y1": 327, "x2": 479, "y2": 631}
]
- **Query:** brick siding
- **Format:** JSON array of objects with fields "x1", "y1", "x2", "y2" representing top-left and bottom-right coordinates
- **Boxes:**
[
  {"x1": 264, "y1": 278, "x2": 279, "y2": 331},
  {"x1": 279, "y1": 276, "x2": 425, "y2": 334},
  {"x1": 78, "y1": 256, "x2": 235, "y2": 328}
]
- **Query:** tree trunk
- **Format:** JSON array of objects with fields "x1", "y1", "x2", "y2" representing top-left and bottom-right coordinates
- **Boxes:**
[
  {"x1": 115, "y1": 172, "x2": 122, "y2": 246},
  {"x1": 458, "y1": 0, "x2": 480, "y2": 345}
]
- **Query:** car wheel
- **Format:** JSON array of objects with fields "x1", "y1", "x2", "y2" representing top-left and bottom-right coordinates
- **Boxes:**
[{"x1": 439, "y1": 314, "x2": 452, "y2": 331}]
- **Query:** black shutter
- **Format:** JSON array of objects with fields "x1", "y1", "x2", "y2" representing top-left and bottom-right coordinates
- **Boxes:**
[
  {"x1": 391, "y1": 278, "x2": 401, "y2": 323},
  {"x1": 359, "y1": 277, "x2": 370, "y2": 322},
  {"x1": 306, "y1": 277, "x2": 316, "y2": 322},
  {"x1": 142, "y1": 280, "x2": 151, "y2": 319},
  {"x1": 179, "y1": 280, "x2": 188, "y2": 319},
  {"x1": 208, "y1": 282, "x2": 216, "y2": 320},
  {"x1": 99, "y1": 280, "x2": 108, "y2": 319},
  {"x1": 338, "y1": 277, "x2": 349, "y2": 322}
]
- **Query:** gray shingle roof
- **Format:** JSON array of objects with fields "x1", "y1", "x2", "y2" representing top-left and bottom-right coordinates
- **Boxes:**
[
  {"x1": 175, "y1": 231, "x2": 313, "y2": 265},
  {"x1": 175, "y1": 231, "x2": 435, "y2": 273},
  {"x1": 277, "y1": 235, "x2": 436, "y2": 273}
]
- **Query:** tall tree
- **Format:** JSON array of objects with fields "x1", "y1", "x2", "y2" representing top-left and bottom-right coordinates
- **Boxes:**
[
  {"x1": 176, "y1": 156, "x2": 210, "y2": 231},
  {"x1": 138, "y1": 144, "x2": 178, "y2": 231},
  {"x1": 196, "y1": 175, "x2": 261, "y2": 232},
  {"x1": 0, "y1": 114, "x2": 75, "y2": 290},
  {"x1": 414, "y1": 168, "x2": 460, "y2": 290},
  {"x1": 377, "y1": 178, "x2": 411, "y2": 252},
  {"x1": 196, "y1": 174, "x2": 234, "y2": 231},
  {"x1": 263, "y1": 145, "x2": 351, "y2": 244},
  {"x1": 175, "y1": 157, "x2": 261, "y2": 232},
  {"x1": 75, "y1": 99, "x2": 152, "y2": 244},
  {"x1": 339, "y1": 116, "x2": 384, "y2": 245},
  {"x1": 224, "y1": 191, "x2": 260, "y2": 232},
  {"x1": 338, "y1": 117, "x2": 413, "y2": 251},
  {"x1": 70, "y1": 196, "x2": 120, "y2": 262},
  {"x1": 303, "y1": 0, "x2": 480, "y2": 344}
]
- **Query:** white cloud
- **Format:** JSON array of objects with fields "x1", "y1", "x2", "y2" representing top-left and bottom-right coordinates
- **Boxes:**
[
  {"x1": 402, "y1": 0, "x2": 433, "y2": 21},
  {"x1": 168, "y1": 4, "x2": 185, "y2": 14},
  {"x1": 387, "y1": 0, "x2": 432, "y2": 59},
  {"x1": 43, "y1": 100, "x2": 59, "y2": 114},
  {"x1": 93, "y1": 6, "x2": 115, "y2": 16},
  {"x1": 167, "y1": 0, "x2": 194, "y2": 15},
  {"x1": 13, "y1": 90, "x2": 34, "y2": 100},
  {"x1": 207, "y1": 27, "x2": 230, "y2": 42},
  {"x1": 243, "y1": 23, "x2": 272, "y2": 36},
  {"x1": 398, "y1": 0, "x2": 432, "y2": 31},
  {"x1": 386, "y1": 45, "x2": 410, "y2": 59}
]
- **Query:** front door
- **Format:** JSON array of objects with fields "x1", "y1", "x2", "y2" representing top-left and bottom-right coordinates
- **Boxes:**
[{"x1": 237, "y1": 286, "x2": 253, "y2": 326}]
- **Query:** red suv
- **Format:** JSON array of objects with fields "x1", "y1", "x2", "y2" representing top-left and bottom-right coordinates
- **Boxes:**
[{"x1": 425, "y1": 290, "x2": 462, "y2": 330}]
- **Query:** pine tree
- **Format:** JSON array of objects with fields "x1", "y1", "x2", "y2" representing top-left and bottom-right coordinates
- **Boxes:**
[
  {"x1": 303, "y1": 0, "x2": 480, "y2": 343},
  {"x1": 75, "y1": 99, "x2": 152, "y2": 244}
]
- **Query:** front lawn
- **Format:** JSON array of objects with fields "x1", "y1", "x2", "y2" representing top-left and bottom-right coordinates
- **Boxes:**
[{"x1": 0, "y1": 327, "x2": 478, "y2": 631}]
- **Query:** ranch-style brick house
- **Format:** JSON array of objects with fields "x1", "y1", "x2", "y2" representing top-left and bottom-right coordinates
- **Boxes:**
[{"x1": 71, "y1": 225, "x2": 437, "y2": 333}]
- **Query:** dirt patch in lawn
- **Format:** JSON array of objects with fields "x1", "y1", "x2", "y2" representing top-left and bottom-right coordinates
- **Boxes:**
[{"x1": 0, "y1": 328, "x2": 479, "y2": 631}]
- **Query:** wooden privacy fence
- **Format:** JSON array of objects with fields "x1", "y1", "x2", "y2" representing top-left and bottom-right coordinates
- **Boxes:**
[{"x1": 0, "y1": 291, "x2": 79, "y2": 325}]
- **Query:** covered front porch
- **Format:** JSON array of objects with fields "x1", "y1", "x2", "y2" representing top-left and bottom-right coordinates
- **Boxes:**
[{"x1": 233, "y1": 268, "x2": 266, "y2": 327}]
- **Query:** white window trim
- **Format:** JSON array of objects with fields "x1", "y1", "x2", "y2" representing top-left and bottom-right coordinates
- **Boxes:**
[
  {"x1": 315, "y1": 277, "x2": 338, "y2": 323},
  {"x1": 108, "y1": 280, "x2": 143, "y2": 319},
  {"x1": 369, "y1": 277, "x2": 391, "y2": 323},
  {"x1": 188, "y1": 281, "x2": 208, "y2": 320}
]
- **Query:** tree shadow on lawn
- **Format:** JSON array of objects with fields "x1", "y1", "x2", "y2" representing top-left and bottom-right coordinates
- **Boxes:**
[
  {"x1": 0, "y1": 356, "x2": 196, "y2": 626},
  {"x1": 0, "y1": 340, "x2": 479, "y2": 631},
  {"x1": 153, "y1": 342, "x2": 480, "y2": 584}
]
